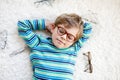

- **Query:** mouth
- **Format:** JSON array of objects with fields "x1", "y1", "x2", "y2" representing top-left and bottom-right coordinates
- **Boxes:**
[{"x1": 57, "y1": 39, "x2": 65, "y2": 45}]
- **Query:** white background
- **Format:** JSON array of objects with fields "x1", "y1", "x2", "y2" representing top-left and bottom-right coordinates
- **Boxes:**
[{"x1": 0, "y1": 0, "x2": 120, "y2": 80}]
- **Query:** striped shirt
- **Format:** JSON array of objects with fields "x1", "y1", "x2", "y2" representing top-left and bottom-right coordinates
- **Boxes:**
[{"x1": 17, "y1": 19, "x2": 92, "y2": 80}]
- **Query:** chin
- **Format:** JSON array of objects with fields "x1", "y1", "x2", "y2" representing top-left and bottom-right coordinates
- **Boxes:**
[
  {"x1": 53, "y1": 43, "x2": 64, "y2": 48},
  {"x1": 52, "y1": 39, "x2": 71, "y2": 49},
  {"x1": 55, "y1": 44, "x2": 64, "y2": 48}
]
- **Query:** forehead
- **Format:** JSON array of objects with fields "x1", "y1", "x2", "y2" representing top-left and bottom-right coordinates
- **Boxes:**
[{"x1": 57, "y1": 24, "x2": 79, "y2": 36}]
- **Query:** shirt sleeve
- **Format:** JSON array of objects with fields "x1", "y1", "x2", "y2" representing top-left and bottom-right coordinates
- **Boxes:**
[
  {"x1": 17, "y1": 19, "x2": 46, "y2": 48},
  {"x1": 74, "y1": 22, "x2": 92, "y2": 51}
]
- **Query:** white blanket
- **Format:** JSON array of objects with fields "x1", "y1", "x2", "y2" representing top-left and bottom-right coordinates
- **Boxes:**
[{"x1": 0, "y1": 0, "x2": 120, "y2": 80}]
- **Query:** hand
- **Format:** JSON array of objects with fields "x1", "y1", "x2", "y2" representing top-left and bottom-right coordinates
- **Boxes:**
[{"x1": 45, "y1": 19, "x2": 55, "y2": 33}]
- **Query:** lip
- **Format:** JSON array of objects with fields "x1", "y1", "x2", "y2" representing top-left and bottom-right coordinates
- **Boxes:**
[{"x1": 57, "y1": 39, "x2": 65, "y2": 45}]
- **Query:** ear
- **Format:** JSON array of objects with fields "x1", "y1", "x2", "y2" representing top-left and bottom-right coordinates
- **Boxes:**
[
  {"x1": 46, "y1": 22, "x2": 55, "y2": 33},
  {"x1": 50, "y1": 24, "x2": 55, "y2": 33}
]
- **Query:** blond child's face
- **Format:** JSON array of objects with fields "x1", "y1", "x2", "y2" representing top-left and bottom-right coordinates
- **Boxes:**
[{"x1": 51, "y1": 24, "x2": 79, "y2": 49}]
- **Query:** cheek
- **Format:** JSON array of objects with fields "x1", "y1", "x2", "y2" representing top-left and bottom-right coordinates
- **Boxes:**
[
  {"x1": 52, "y1": 32, "x2": 59, "y2": 43},
  {"x1": 52, "y1": 32, "x2": 58, "y2": 38},
  {"x1": 65, "y1": 41, "x2": 74, "y2": 47}
]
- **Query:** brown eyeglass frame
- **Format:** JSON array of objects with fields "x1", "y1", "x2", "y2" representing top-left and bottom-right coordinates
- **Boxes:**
[{"x1": 83, "y1": 51, "x2": 93, "y2": 73}]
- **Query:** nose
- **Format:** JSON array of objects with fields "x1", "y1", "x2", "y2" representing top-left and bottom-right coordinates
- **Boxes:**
[{"x1": 61, "y1": 34, "x2": 67, "y2": 40}]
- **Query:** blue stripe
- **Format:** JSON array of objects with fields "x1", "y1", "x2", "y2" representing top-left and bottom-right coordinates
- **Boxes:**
[
  {"x1": 32, "y1": 47, "x2": 77, "y2": 56},
  {"x1": 18, "y1": 30, "x2": 26, "y2": 34},
  {"x1": 36, "y1": 20, "x2": 39, "y2": 30},
  {"x1": 26, "y1": 34, "x2": 36, "y2": 42},
  {"x1": 34, "y1": 64, "x2": 73, "y2": 74},
  {"x1": 25, "y1": 35, "x2": 39, "y2": 46},
  {"x1": 33, "y1": 20, "x2": 37, "y2": 30},
  {"x1": 84, "y1": 22, "x2": 91, "y2": 28},
  {"x1": 80, "y1": 37, "x2": 89, "y2": 42},
  {"x1": 31, "y1": 53, "x2": 75, "y2": 65},
  {"x1": 30, "y1": 54, "x2": 75, "y2": 65},
  {"x1": 18, "y1": 21, "x2": 29, "y2": 28},
  {"x1": 83, "y1": 28, "x2": 92, "y2": 34},
  {"x1": 42, "y1": 19, "x2": 45, "y2": 29},
  {"x1": 25, "y1": 20, "x2": 33, "y2": 30},
  {"x1": 18, "y1": 30, "x2": 31, "y2": 37},
  {"x1": 33, "y1": 75, "x2": 46, "y2": 80},
  {"x1": 34, "y1": 72, "x2": 72, "y2": 80}
]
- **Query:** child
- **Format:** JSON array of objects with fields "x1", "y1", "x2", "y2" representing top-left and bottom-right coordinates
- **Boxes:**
[{"x1": 17, "y1": 13, "x2": 92, "y2": 80}]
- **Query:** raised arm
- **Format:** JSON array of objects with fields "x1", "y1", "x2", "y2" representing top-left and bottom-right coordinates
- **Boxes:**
[
  {"x1": 17, "y1": 19, "x2": 45, "y2": 48},
  {"x1": 75, "y1": 22, "x2": 92, "y2": 51}
]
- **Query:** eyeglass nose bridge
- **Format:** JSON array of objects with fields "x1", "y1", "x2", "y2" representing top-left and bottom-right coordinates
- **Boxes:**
[{"x1": 60, "y1": 33, "x2": 68, "y2": 40}]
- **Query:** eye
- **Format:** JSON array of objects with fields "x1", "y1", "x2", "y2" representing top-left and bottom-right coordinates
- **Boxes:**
[
  {"x1": 67, "y1": 34, "x2": 75, "y2": 41},
  {"x1": 58, "y1": 27, "x2": 65, "y2": 35}
]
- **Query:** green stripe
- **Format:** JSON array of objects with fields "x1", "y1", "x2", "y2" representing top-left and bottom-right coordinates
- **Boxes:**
[
  {"x1": 84, "y1": 23, "x2": 92, "y2": 29},
  {"x1": 35, "y1": 68, "x2": 73, "y2": 79},
  {"x1": 31, "y1": 50, "x2": 76, "y2": 62},
  {"x1": 38, "y1": 20, "x2": 42, "y2": 30},
  {"x1": 31, "y1": 58, "x2": 74, "y2": 69},
  {"x1": 30, "y1": 20, "x2": 35, "y2": 30},
  {"x1": 78, "y1": 40, "x2": 83, "y2": 46},
  {"x1": 38, "y1": 42, "x2": 75, "y2": 53},
  {"x1": 32, "y1": 76, "x2": 37, "y2": 80},
  {"x1": 28, "y1": 38, "x2": 39, "y2": 48},
  {"x1": 20, "y1": 33, "x2": 39, "y2": 47},
  {"x1": 83, "y1": 33, "x2": 90, "y2": 38},
  {"x1": 18, "y1": 25, "x2": 30, "y2": 31},
  {"x1": 20, "y1": 31, "x2": 34, "y2": 39}
]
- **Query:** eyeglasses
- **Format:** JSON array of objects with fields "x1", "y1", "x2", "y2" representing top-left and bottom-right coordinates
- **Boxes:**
[
  {"x1": 0, "y1": 30, "x2": 7, "y2": 49},
  {"x1": 83, "y1": 51, "x2": 93, "y2": 73},
  {"x1": 57, "y1": 26, "x2": 75, "y2": 42}
]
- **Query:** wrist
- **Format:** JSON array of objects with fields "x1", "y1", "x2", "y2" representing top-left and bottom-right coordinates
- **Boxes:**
[{"x1": 42, "y1": 19, "x2": 46, "y2": 30}]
